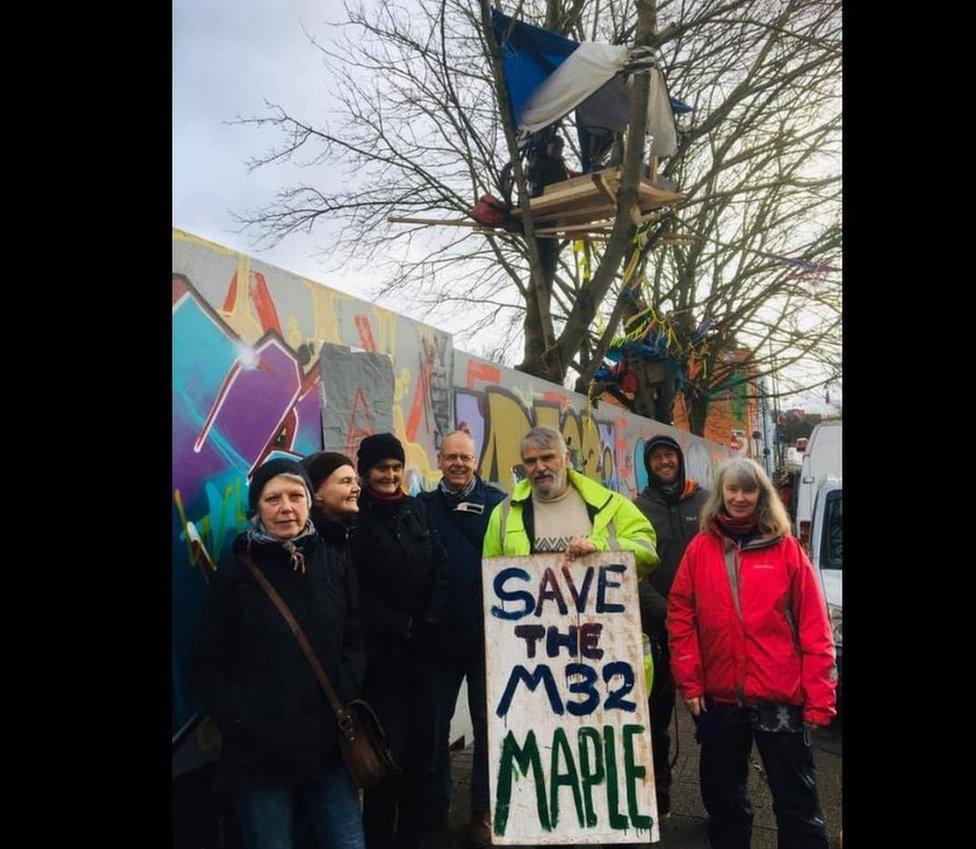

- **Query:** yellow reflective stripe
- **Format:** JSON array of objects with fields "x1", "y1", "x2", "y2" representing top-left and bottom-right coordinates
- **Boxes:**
[{"x1": 607, "y1": 518, "x2": 619, "y2": 550}]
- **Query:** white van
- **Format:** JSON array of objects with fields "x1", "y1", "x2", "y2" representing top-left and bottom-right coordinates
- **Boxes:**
[
  {"x1": 807, "y1": 475, "x2": 842, "y2": 709},
  {"x1": 795, "y1": 421, "x2": 841, "y2": 546}
]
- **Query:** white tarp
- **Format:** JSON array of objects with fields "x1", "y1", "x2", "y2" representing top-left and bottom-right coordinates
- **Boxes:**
[
  {"x1": 519, "y1": 45, "x2": 677, "y2": 158},
  {"x1": 521, "y1": 43, "x2": 629, "y2": 132}
]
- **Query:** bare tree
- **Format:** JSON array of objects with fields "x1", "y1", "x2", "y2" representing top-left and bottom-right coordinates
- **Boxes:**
[{"x1": 236, "y1": 0, "x2": 841, "y2": 434}]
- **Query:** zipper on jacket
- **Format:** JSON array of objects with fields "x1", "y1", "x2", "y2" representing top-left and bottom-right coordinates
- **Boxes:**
[{"x1": 722, "y1": 540, "x2": 747, "y2": 704}]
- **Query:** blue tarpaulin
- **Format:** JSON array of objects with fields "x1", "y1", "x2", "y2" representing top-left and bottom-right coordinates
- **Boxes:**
[
  {"x1": 491, "y1": 9, "x2": 691, "y2": 133},
  {"x1": 492, "y1": 9, "x2": 580, "y2": 128}
]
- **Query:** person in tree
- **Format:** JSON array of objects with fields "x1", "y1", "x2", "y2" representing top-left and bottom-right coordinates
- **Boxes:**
[{"x1": 524, "y1": 134, "x2": 572, "y2": 198}]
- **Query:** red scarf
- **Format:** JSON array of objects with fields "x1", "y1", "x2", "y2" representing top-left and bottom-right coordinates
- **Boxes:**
[
  {"x1": 711, "y1": 511, "x2": 759, "y2": 537},
  {"x1": 367, "y1": 486, "x2": 406, "y2": 503}
]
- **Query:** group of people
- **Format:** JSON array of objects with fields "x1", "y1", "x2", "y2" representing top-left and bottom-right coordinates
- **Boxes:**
[{"x1": 187, "y1": 425, "x2": 836, "y2": 849}]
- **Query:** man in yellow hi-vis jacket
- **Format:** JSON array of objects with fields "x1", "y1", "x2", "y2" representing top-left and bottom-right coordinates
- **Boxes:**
[
  {"x1": 480, "y1": 426, "x2": 659, "y2": 839},
  {"x1": 482, "y1": 426, "x2": 659, "y2": 578}
]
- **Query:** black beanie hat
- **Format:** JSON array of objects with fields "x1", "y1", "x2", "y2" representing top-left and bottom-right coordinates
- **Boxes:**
[
  {"x1": 644, "y1": 434, "x2": 682, "y2": 462},
  {"x1": 248, "y1": 457, "x2": 314, "y2": 515},
  {"x1": 643, "y1": 434, "x2": 685, "y2": 487},
  {"x1": 356, "y1": 433, "x2": 405, "y2": 476},
  {"x1": 301, "y1": 451, "x2": 355, "y2": 493}
]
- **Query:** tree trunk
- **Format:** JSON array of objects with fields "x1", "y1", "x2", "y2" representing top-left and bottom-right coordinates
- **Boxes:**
[
  {"x1": 518, "y1": 237, "x2": 562, "y2": 377},
  {"x1": 519, "y1": 283, "x2": 548, "y2": 374},
  {"x1": 548, "y1": 0, "x2": 657, "y2": 382},
  {"x1": 688, "y1": 391, "x2": 710, "y2": 437},
  {"x1": 479, "y1": 0, "x2": 557, "y2": 372},
  {"x1": 656, "y1": 359, "x2": 680, "y2": 425}
]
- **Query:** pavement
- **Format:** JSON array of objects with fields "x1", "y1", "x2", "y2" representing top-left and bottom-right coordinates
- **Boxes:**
[{"x1": 429, "y1": 707, "x2": 842, "y2": 849}]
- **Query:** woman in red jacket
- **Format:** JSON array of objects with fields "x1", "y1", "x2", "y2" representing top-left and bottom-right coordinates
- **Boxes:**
[{"x1": 668, "y1": 457, "x2": 835, "y2": 849}]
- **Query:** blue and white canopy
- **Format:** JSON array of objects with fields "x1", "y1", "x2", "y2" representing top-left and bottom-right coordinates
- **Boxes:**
[{"x1": 492, "y1": 10, "x2": 690, "y2": 158}]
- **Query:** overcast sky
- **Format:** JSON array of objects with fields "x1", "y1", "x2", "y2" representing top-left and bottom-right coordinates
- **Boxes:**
[
  {"x1": 172, "y1": 0, "x2": 840, "y2": 415},
  {"x1": 173, "y1": 0, "x2": 354, "y2": 285}
]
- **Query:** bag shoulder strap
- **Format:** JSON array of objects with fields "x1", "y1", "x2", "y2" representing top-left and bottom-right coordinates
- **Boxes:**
[{"x1": 242, "y1": 553, "x2": 351, "y2": 725}]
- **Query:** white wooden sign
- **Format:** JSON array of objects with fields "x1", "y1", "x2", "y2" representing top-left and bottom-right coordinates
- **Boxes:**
[{"x1": 483, "y1": 551, "x2": 659, "y2": 844}]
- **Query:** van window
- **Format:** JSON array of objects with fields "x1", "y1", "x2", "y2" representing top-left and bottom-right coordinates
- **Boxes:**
[{"x1": 821, "y1": 490, "x2": 842, "y2": 570}]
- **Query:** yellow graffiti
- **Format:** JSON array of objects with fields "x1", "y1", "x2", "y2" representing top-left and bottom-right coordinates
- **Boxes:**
[
  {"x1": 391, "y1": 383, "x2": 440, "y2": 490},
  {"x1": 567, "y1": 414, "x2": 606, "y2": 481},
  {"x1": 173, "y1": 229, "x2": 238, "y2": 255},
  {"x1": 285, "y1": 315, "x2": 303, "y2": 349},
  {"x1": 533, "y1": 405, "x2": 561, "y2": 433},
  {"x1": 306, "y1": 282, "x2": 345, "y2": 343},
  {"x1": 474, "y1": 388, "x2": 613, "y2": 488},
  {"x1": 372, "y1": 307, "x2": 400, "y2": 356},
  {"x1": 173, "y1": 479, "x2": 248, "y2": 572},
  {"x1": 173, "y1": 488, "x2": 208, "y2": 569},
  {"x1": 478, "y1": 390, "x2": 533, "y2": 485},
  {"x1": 394, "y1": 366, "x2": 411, "y2": 405}
]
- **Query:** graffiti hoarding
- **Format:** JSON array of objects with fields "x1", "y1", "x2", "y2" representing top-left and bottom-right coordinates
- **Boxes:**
[
  {"x1": 172, "y1": 230, "x2": 734, "y2": 770},
  {"x1": 454, "y1": 351, "x2": 729, "y2": 498},
  {"x1": 172, "y1": 231, "x2": 452, "y2": 742}
]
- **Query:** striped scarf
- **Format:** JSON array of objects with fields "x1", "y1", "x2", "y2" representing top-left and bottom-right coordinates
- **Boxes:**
[
  {"x1": 438, "y1": 476, "x2": 477, "y2": 500},
  {"x1": 246, "y1": 516, "x2": 316, "y2": 574}
]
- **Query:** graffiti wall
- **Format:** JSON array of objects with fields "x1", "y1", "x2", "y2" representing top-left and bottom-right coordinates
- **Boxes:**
[
  {"x1": 172, "y1": 230, "x2": 452, "y2": 743},
  {"x1": 172, "y1": 229, "x2": 733, "y2": 761},
  {"x1": 454, "y1": 352, "x2": 730, "y2": 499}
]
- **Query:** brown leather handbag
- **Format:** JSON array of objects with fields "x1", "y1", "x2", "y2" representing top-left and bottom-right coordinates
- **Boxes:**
[{"x1": 243, "y1": 555, "x2": 399, "y2": 789}]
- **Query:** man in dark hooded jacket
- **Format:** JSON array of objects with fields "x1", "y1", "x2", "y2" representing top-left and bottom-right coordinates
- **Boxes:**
[{"x1": 633, "y1": 434, "x2": 710, "y2": 818}]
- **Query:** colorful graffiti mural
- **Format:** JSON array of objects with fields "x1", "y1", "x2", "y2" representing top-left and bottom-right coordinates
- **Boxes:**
[
  {"x1": 453, "y1": 352, "x2": 729, "y2": 500},
  {"x1": 173, "y1": 231, "x2": 453, "y2": 740},
  {"x1": 172, "y1": 230, "x2": 733, "y2": 754},
  {"x1": 172, "y1": 277, "x2": 324, "y2": 733}
]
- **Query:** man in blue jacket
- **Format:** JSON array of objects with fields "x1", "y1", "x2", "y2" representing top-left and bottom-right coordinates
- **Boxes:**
[{"x1": 418, "y1": 430, "x2": 506, "y2": 847}]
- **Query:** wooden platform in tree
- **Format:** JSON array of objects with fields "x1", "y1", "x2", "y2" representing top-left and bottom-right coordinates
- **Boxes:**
[
  {"x1": 387, "y1": 158, "x2": 691, "y2": 241},
  {"x1": 516, "y1": 166, "x2": 684, "y2": 229}
]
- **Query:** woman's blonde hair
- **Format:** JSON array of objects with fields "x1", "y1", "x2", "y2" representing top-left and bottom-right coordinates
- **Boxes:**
[{"x1": 700, "y1": 457, "x2": 792, "y2": 537}]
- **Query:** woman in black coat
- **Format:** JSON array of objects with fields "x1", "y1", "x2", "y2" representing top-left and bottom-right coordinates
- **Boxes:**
[
  {"x1": 350, "y1": 433, "x2": 451, "y2": 849},
  {"x1": 187, "y1": 457, "x2": 366, "y2": 849}
]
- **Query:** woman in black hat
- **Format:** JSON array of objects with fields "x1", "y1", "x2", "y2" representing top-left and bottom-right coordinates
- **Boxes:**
[
  {"x1": 351, "y1": 433, "x2": 451, "y2": 849},
  {"x1": 302, "y1": 450, "x2": 363, "y2": 541},
  {"x1": 187, "y1": 457, "x2": 366, "y2": 849}
]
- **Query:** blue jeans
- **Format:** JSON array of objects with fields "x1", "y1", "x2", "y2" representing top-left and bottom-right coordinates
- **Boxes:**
[{"x1": 232, "y1": 765, "x2": 365, "y2": 849}]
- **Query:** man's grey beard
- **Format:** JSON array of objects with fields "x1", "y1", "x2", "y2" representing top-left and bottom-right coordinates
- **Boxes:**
[{"x1": 533, "y1": 466, "x2": 568, "y2": 501}]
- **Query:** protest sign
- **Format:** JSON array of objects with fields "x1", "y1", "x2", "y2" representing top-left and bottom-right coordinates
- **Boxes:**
[{"x1": 483, "y1": 551, "x2": 659, "y2": 844}]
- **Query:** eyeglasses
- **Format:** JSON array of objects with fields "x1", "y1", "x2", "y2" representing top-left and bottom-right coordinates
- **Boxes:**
[{"x1": 440, "y1": 453, "x2": 475, "y2": 463}]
